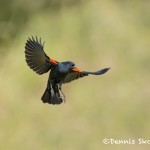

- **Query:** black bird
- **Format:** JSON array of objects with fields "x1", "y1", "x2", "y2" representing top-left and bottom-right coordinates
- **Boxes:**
[{"x1": 25, "y1": 37, "x2": 110, "y2": 105}]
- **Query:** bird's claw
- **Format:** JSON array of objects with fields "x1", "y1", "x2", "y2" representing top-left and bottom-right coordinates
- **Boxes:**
[{"x1": 59, "y1": 89, "x2": 66, "y2": 103}]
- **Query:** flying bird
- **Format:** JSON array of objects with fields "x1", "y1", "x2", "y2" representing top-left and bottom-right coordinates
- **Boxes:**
[{"x1": 25, "y1": 37, "x2": 110, "y2": 105}]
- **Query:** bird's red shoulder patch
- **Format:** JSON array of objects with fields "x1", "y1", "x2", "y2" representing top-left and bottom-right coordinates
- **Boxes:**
[{"x1": 50, "y1": 58, "x2": 58, "y2": 65}]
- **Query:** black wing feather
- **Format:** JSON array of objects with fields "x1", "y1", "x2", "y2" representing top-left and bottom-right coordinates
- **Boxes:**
[
  {"x1": 25, "y1": 37, "x2": 52, "y2": 75},
  {"x1": 63, "y1": 68, "x2": 110, "y2": 83},
  {"x1": 84, "y1": 68, "x2": 110, "y2": 75},
  {"x1": 63, "y1": 71, "x2": 88, "y2": 83}
]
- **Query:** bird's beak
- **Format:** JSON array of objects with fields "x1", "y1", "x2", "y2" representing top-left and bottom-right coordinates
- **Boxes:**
[{"x1": 71, "y1": 67, "x2": 82, "y2": 72}]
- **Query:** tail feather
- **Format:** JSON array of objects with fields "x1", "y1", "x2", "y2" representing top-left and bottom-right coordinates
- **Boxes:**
[{"x1": 41, "y1": 84, "x2": 63, "y2": 105}]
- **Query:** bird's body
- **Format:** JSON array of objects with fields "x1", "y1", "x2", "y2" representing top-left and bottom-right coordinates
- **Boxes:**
[
  {"x1": 42, "y1": 62, "x2": 75, "y2": 104},
  {"x1": 50, "y1": 61, "x2": 75, "y2": 84},
  {"x1": 49, "y1": 64, "x2": 67, "y2": 84},
  {"x1": 25, "y1": 37, "x2": 110, "y2": 105}
]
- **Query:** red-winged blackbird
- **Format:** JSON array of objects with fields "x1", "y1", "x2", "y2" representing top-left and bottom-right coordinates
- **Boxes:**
[{"x1": 25, "y1": 36, "x2": 110, "y2": 105}]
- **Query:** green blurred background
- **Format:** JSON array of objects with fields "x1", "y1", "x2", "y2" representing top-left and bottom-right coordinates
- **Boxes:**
[{"x1": 0, "y1": 0, "x2": 150, "y2": 150}]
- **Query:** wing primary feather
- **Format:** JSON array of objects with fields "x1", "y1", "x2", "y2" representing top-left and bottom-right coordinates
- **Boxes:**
[
  {"x1": 43, "y1": 41, "x2": 45, "y2": 47},
  {"x1": 39, "y1": 37, "x2": 42, "y2": 45},
  {"x1": 31, "y1": 37, "x2": 40, "y2": 49},
  {"x1": 36, "y1": 36, "x2": 38, "y2": 42},
  {"x1": 86, "y1": 68, "x2": 110, "y2": 75},
  {"x1": 27, "y1": 39, "x2": 37, "y2": 49},
  {"x1": 25, "y1": 36, "x2": 55, "y2": 75}
]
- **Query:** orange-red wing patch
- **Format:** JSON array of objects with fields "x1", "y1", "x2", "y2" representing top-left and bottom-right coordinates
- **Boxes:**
[
  {"x1": 71, "y1": 67, "x2": 82, "y2": 72},
  {"x1": 50, "y1": 58, "x2": 58, "y2": 65}
]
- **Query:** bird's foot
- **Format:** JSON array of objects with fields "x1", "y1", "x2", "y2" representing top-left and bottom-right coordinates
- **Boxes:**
[
  {"x1": 59, "y1": 96, "x2": 66, "y2": 103},
  {"x1": 59, "y1": 89, "x2": 66, "y2": 103},
  {"x1": 57, "y1": 84, "x2": 66, "y2": 103}
]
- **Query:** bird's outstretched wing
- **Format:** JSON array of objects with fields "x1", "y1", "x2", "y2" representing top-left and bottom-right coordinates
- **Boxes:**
[
  {"x1": 25, "y1": 36, "x2": 58, "y2": 75},
  {"x1": 63, "y1": 67, "x2": 110, "y2": 83}
]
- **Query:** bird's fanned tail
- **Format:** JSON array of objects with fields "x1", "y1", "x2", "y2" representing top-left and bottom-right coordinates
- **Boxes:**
[{"x1": 41, "y1": 83, "x2": 63, "y2": 105}]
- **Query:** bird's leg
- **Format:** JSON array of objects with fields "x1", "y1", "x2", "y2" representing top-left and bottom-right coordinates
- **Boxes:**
[{"x1": 58, "y1": 84, "x2": 66, "y2": 103}]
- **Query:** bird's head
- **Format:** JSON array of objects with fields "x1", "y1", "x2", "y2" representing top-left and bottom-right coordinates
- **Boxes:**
[
  {"x1": 58, "y1": 61, "x2": 75, "y2": 73},
  {"x1": 63, "y1": 61, "x2": 75, "y2": 70},
  {"x1": 64, "y1": 61, "x2": 75, "y2": 69}
]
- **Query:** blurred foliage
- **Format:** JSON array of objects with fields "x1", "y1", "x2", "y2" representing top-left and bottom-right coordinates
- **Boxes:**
[
  {"x1": 0, "y1": 0, "x2": 150, "y2": 150},
  {"x1": 0, "y1": 0, "x2": 87, "y2": 47}
]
